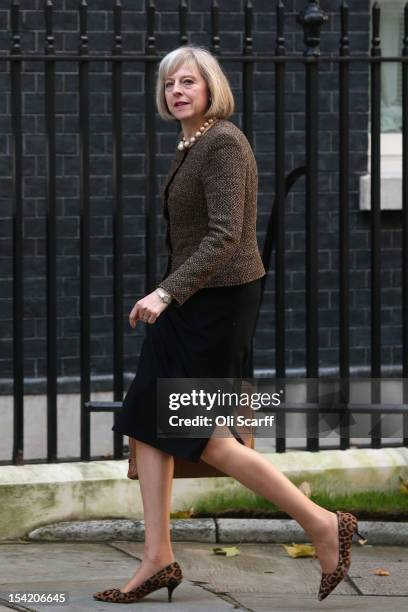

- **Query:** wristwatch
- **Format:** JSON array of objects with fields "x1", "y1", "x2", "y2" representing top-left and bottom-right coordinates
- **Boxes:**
[{"x1": 155, "y1": 287, "x2": 173, "y2": 304}]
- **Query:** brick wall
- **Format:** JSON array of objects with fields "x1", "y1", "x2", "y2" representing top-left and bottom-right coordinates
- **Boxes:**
[{"x1": 1, "y1": 0, "x2": 402, "y2": 393}]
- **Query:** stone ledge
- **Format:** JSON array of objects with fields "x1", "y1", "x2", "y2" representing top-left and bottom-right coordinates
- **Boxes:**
[
  {"x1": 29, "y1": 519, "x2": 216, "y2": 543},
  {"x1": 216, "y1": 518, "x2": 408, "y2": 545},
  {"x1": 1, "y1": 447, "x2": 407, "y2": 541},
  {"x1": 261, "y1": 447, "x2": 408, "y2": 494}
]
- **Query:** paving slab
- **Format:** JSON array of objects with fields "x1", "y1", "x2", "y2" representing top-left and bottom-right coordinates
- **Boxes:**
[
  {"x1": 114, "y1": 541, "x2": 408, "y2": 604},
  {"x1": 0, "y1": 541, "x2": 406, "y2": 612},
  {"x1": 233, "y1": 594, "x2": 408, "y2": 612},
  {"x1": 0, "y1": 543, "x2": 239, "y2": 612},
  {"x1": 1, "y1": 582, "x2": 238, "y2": 612},
  {"x1": 113, "y1": 541, "x2": 356, "y2": 597},
  {"x1": 346, "y1": 544, "x2": 408, "y2": 596}
]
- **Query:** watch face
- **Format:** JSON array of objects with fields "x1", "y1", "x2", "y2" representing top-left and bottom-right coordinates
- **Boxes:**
[{"x1": 157, "y1": 289, "x2": 169, "y2": 303}]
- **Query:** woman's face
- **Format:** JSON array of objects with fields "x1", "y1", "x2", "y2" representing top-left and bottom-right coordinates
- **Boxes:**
[{"x1": 164, "y1": 63, "x2": 210, "y2": 121}]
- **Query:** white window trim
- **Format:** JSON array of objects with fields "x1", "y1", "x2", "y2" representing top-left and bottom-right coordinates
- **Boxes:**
[
  {"x1": 359, "y1": 0, "x2": 404, "y2": 210},
  {"x1": 359, "y1": 133, "x2": 403, "y2": 210}
]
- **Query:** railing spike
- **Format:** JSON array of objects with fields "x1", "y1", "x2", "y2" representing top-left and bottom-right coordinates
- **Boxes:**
[
  {"x1": 79, "y1": 0, "x2": 88, "y2": 52},
  {"x1": 244, "y1": 0, "x2": 253, "y2": 56},
  {"x1": 44, "y1": 0, "x2": 55, "y2": 52},
  {"x1": 113, "y1": 0, "x2": 123, "y2": 52},
  {"x1": 340, "y1": 0, "x2": 349, "y2": 54},
  {"x1": 371, "y1": 1, "x2": 381, "y2": 54},
  {"x1": 276, "y1": 0, "x2": 286, "y2": 55},
  {"x1": 296, "y1": 0, "x2": 329, "y2": 58},
  {"x1": 211, "y1": 1, "x2": 220, "y2": 55},
  {"x1": 10, "y1": 0, "x2": 21, "y2": 53},
  {"x1": 145, "y1": 0, "x2": 156, "y2": 54},
  {"x1": 179, "y1": 0, "x2": 188, "y2": 46}
]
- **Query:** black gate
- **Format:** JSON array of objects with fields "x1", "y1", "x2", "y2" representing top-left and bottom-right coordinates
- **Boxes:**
[{"x1": 1, "y1": 1, "x2": 407, "y2": 464}]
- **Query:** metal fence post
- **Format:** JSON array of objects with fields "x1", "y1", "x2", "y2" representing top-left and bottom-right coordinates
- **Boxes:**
[{"x1": 297, "y1": 0, "x2": 329, "y2": 451}]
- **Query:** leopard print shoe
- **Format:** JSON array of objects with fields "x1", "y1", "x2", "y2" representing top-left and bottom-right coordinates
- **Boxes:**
[
  {"x1": 317, "y1": 511, "x2": 364, "y2": 601},
  {"x1": 93, "y1": 560, "x2": 183, "y2": 604}
]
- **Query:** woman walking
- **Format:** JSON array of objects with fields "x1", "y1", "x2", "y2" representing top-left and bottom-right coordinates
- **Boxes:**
[{"x1": 94, "y1": 44, "x2": 363, "y2": 605}]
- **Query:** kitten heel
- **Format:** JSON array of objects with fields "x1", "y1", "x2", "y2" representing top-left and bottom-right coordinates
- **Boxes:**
[{"x1": 167, "y1": 580, "x2": 180, "y2": 602}]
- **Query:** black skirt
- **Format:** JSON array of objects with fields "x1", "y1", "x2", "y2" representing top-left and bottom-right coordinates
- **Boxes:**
[{"x1": 112, "y1": 277, "x2": 262, "y2": 463}]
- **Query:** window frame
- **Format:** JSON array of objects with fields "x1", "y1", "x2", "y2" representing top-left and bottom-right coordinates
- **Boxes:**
[{"x1": 359, "y1": 0, "x2": 405, "y2": 210}]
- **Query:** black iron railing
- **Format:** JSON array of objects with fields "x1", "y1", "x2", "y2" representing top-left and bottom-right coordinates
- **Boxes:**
[{"x1": 1, "y1": 1, "x2": 408, "y2": 465}]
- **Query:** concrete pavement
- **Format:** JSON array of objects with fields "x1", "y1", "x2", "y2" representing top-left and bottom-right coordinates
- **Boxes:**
[{"x1": 0, "y1": 540, "x2": 407, "y2": 612}]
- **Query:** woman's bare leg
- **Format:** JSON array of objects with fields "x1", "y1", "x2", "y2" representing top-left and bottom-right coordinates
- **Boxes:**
[
  {"x1": 120, "y1": 440, "x2": 175, "y2": 593},
  {"x1": 200, "y1": 428, "x2": 340, "y2": 574}
]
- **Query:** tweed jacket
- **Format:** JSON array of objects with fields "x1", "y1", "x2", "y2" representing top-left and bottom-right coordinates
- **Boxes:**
[{"x1": 158, "y1": 118, "x2": 266, "y2": 306}]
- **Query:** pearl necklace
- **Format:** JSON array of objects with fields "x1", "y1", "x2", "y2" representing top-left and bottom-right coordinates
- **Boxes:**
[{"x1": 177, "y1": 117, "x2": 218, "y2": 151}]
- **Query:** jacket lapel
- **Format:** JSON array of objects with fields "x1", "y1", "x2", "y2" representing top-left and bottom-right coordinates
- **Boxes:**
[
  {"x1": 161, "y1": 149, "x2": 186, "y2": 197},
  {"x1": 161, "y1": 128, "x2": 187, "y2": 197}
]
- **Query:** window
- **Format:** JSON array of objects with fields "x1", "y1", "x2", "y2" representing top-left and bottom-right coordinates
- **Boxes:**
[
  {"x1": 379, "y1": 1, "x2": 404, "y2": 132},
  {"x1": 359, "y1": 0, "x2": 405, "y2": 210}
]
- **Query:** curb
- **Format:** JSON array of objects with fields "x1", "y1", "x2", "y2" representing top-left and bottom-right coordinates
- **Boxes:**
[
  {"x1": 27, "y1": 518, "x2": 408, "y2": 545},
  {"x1": 2, "y1": 448, "x2": 407, "y2": 540}
]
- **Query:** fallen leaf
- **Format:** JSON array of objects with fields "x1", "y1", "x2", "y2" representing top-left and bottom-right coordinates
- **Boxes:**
[
  {"x1": 398, "y1": 475, "x2": 408, "y2": 495},
  {"x1": 212, "y1": 546, "x2": 240, "y2": 557},
  {"x1": 373, "y1": 568, "x2": 390, "y2": 576},
  {"x1": 170, "y1": 510, "x2": 192, "y2": 519},
  {"x1": 282, "y1": 543, "x2": 316, "y2": 558}
]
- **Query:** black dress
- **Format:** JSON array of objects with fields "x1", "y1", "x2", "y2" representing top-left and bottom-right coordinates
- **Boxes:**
[{"x1": 112, "y1": 277, "x2": 261, "y2": 463}]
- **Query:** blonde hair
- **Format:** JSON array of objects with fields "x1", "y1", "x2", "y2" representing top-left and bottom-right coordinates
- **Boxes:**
[{"x1": 156, "y1": 45, "x2": 235, "y2": 122}]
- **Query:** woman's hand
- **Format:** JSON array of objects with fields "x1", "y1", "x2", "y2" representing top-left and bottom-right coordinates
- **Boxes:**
[{"x1": 129, "y1": 290, "x2": 169, "y2": 328}]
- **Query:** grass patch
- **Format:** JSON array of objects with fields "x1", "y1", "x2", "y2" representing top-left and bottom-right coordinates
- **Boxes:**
[{"x1": 191, "y1": 487, "x2": 408, "y2": 521}]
